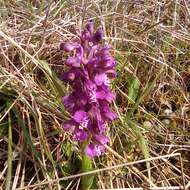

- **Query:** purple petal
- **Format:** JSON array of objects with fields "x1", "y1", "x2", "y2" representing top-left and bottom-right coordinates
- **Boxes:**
[
  {"x1": 62, "y1": 95, "x2": 75, "y2": 111},
  {"x1": 85, "y1": 80, "x2": 97, "y2": 103},
  {"x1": 101, "y1": 44, "x2": 111, "y2": 53},
  {"x1": 93, "y1": 28, "x2": 103, "y2": 43},
  {"x1": 76, "y1": 45, "x2": 84, "y2": 60},
  {"x1": 85, "y1": 144, "x2": 105, "y2": 158},
  {"x1": 87, "y1": 57, "x2": 98, "y2": 66},
  {"x1": 85, "y1": 144, "x2": 97, "y2": 158},
  {"x1": 96, "y1": 88, "x2": 116, "y2": 103},
  {"x1": 73, "y1": 129, "x2": 88, "y2": 142},
  {"x1": 85, "y1": 80, "x2": 97, "y2": 90},
  {"x1": 86, "y1": 21, "x2": 94, "y2": 34},
  {"x1": 73, "y1": 110, "x2": 88, "y2": 123},
  {"x1": 102, "y1": 56, "x2": 116, "y2": 69},
  {"x1": 94, "y1": 134, "x2": 109, "y2": 145},
  {"x1": 65, "y1": 57, "x2": 80, "y2": 67},
  {"x1": 81, "y1": 29, "x2": 92, "y2": 41},
  {"x1": 63, "y1": 91, "x2": 87, "y2": 112},
  {"x1": 102, "y1": 105, "x2": 118, "y2": 121},
  {"x1": 78, "y1": 92, "x2": 88, "y2": 106},
  {"x1": 60, "y1": 42, "x2": 78, "y2": 52},
  {"x1": 97, "y1": 120, "x2": 106, "y2": 133},
  {"x1": 105, "y1": 111, "x2": 117, "y2": 121},
  {"x1": 60, "y1": 71, "x2": 75, "y2": 82},
  {"x1": 62, "y1": 120, "x2": 76, "y2": 132},
  {"x1": 96, "y1": 90, "x2": 106, "y2": 99},
  {"x1": 105, "y1": 91, "x2": 116, "y2": 102},
  {"x1": 59, "y1": 23, "x2": 117, "y2": 158},
  {"x1": 88, "y1": 107, "x2": 106, "y2": 133},
  {"x1": 94, "y1": 73, "x2": 108, "y2": 86},
  {"x1": 88, "y1": 106, "x2": 102, "y2": 121},
  {"x1": 88, "y1": 45, "x2": 99, "y2": 60}
]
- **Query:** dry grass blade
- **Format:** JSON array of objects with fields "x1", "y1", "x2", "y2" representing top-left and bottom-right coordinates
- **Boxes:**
[{"x1": 14, "y1": 153, "x2": 183, "y2": 190}]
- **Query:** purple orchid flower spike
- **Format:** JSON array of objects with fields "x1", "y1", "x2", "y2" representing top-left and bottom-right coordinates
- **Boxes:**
[{"x1": 60, "y1": 22, "x2": 117, "y2": 158}]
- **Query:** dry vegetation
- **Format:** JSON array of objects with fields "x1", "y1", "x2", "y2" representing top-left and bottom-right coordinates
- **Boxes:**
[{"x1": 0, "y1": 0, "x2": 190, "y2": 189}]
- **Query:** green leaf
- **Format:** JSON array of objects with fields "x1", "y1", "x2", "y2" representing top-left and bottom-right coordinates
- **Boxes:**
[
  {"x1": 62, "y1": 141, "x2": 73, "y2": 158},
  {"x1": 38, "y1": 60, "x2": 67, "y2": 115},
  {"x1": 128, "y1": 75, "x2": 140, "y2": 102},
  {"x1": 0, "y1": 122, "x2": 8, "y2": 138},
  {"x1": 5, "y1": 107, "x2": 12, "y2": 190},
  {"x1": 38, "y1": 60, "x2": 65, "y2": 97},
  {"x1": 138, "y1": 132, "x2": 151, "y2": 180},
  {"x1": 125, "y1": 118, "x2": 152, "y2": 183}
]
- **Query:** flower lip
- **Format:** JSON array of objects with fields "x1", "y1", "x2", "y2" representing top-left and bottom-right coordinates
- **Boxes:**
[
  {"x1": 84, "y1": 144, "x2": 105, "y2": 158},
  {"x1": 84, "y1": 144, "x2": 96, "y2": 158}
]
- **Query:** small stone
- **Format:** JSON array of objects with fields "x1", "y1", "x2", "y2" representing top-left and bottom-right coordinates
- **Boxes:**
[
  {"x1": 163, "y1": 109, "x2": 173, "y2": 115},
  {"x1": 143, "y1": 121, "x2": 152, "y2": 129},
  {"x1": 162, "y1": 119, "x2": 170, "y2": 125}
]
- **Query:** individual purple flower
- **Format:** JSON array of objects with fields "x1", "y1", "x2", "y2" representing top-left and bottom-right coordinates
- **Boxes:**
[
  {"x1": 60, "y1": 22, "x2": 117, "y2": 158},
  {"x1": 85, "y1": 144, "x2": 105, "y2": 158}
]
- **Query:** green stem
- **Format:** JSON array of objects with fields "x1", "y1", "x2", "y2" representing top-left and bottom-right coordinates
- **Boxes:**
[{"x1": 81, "y1": 143, "x2": 94, "y2": 190}]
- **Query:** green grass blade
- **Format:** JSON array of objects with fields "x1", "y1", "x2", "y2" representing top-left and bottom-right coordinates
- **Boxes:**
[
  {"x1": 38, "y1": 60, "x2": 67, "y2": 115},
  {"x1": 12, "y1": 106, "x2": 40, "y2": 160},
  {"x1": 126, "y1": 118, "x2": 152, "y2": 182},
  {"x1": 5, "y1": 108, "x2": 12, "y2": 190},
  {"x1": 128, "y1": 75, "x2": 140, "y2": 102},
  {"x1": 128, "y1": 67, "x2": 164, "y2": 117}
]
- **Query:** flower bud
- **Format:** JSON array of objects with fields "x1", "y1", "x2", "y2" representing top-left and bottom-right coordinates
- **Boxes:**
[
  {"x1": 93, "y1": 28, "x2": 103, "y2": 43},
  {"x1": 60, "y1": 42, "x2": 77, "y2": 52}
]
